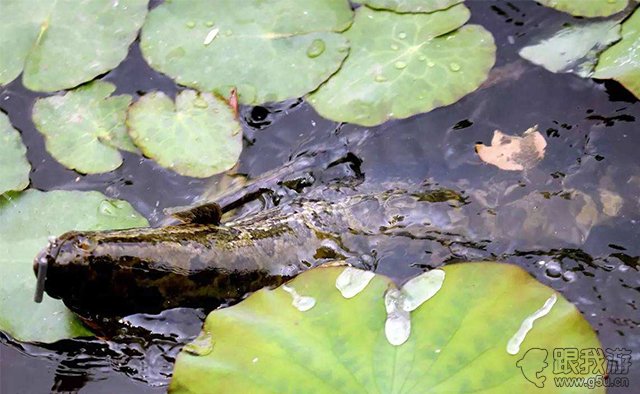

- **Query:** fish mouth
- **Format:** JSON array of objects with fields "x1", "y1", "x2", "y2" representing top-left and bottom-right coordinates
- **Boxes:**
[{"x1": 33, "y1": 237, "x2": 63, "y2": 303}]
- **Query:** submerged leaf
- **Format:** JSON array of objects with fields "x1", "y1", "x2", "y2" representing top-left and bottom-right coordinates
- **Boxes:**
[
  {"x1": 127, "y1": 90, "x2": 242, "y2": 178},
  {"x1": 358, "y1": 0, "x2": 463, "y2": 13},
  {"x1": 308, "y1": 5, "x2": 496, "y2": 126},
  {"x1": 594, "y1": 8, "x2": 640, "y2": 98},
  {"x1": 0, "y1": 0, "x2": 148, "y2": 91},
  {"x1": 0, "y1": 113, "x2": 30, "y2": 194},
  {"x1": 537, "y1": 0, "x2": 628, "y2": 17},
  {"x1": 140, "y1": 0, "x2": 353, "y2": 104},
  {"x1": 519, "y1": 19, "x2": 622, "y2": 77},
  {"x1": 475, "y1": 126, "x2": 547, "y2": 171},
  {"x1": 0, "y1": 190, "x2": 148, "y2": 343},
  {"x1": 32, "y1": 81, "x2": 135, "y2": 174},
  {"x1": 171, "y1": 263, "x2": 603, "y2": 393}
]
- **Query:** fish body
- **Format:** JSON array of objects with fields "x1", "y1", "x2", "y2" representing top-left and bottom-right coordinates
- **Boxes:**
[{"x1": 35, "y1": 187, "x2": 471, "y2": 317}]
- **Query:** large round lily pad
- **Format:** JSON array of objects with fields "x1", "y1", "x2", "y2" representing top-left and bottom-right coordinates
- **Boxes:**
[
  {"x1": 0, "y1": 0, "x2": 148, "y2": 91},
  {"x1": 536, "y1": 0, "x2": 628, "y2": 17},
  {"x1": 593, "y1": 8, "x2": 640, "y2": 99},
  {"x1": 0, "y1": 189, "x2": 148, "y2": 343},
  {"x1": 307, "y1": 5, "x2": 496, "y2": 126},
  {"x1": 127, "y1": 90, "x2": 243, "y2": 178},
  {"x1": 359, "y1": 0, "x2": 464, "y2": 13},
  {"x1": 171, "y1": 263, "x2": 603, "y2": 393},
  {"x1": 0, "y1": 112, "x2": 30, "y2": 194},
  {"x1": 32, "y1": 81, "x2": 136, "y2": 174},
  {"x1": 140, "y1": 0, "x2": 353, "y2": 105}
]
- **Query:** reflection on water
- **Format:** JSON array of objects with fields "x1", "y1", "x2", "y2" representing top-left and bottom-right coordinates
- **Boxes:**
[{"x1": 0, "y1": 1, "x2": 638, "y2": 393}]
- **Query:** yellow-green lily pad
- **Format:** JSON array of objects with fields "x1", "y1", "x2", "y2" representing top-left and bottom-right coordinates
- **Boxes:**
[
  {"x1": 171, "y1": 263, "x2": 603, "y2": 393},
  {"x1": 536, "y1": 0, "x2": 628, "y2": 17},
  {"x1": 359, "y1": 0, "x2": 464, "y2": 13},
  {"x1": 32, "y1": 81, "x2": 136, "y2": 174},
  {"x1": 0, "y1": 0, "x2": 148, "y2": 91},
  {"x1": 594, "y1": 8, "x2": 640, "y2": 98},
  {"x1": 126, "y1": 90, "x2": 242, "y2": 178},
  {"x1": 0, "y1": 190, "x2": 148, "y2": 343},
  {"x1": 0, "y1": 112, "x2": 30, "y2": 194},
  {"x1": 140, "y1": 0, "x2": 353, "y2": 105},
  {"x1": 307, "y1": 5, "x2": 496, "y2": 126}
]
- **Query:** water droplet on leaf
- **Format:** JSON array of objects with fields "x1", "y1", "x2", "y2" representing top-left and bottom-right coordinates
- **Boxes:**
[
  {"x1": 185, "y1": 21, "x2": 196, "y2": 29},
  {"x1": 398, "y1": 32, "x2": 407, "y2": 39},
  {"x1": 306, "y1": 39, "x2": 326, "y2": 58},
  {"x1": 184, "y1": 331, "x2": 214, "y2": 356},
  {"x1": 449, "y1": 62, "x2": 461, "y2": 72},
  {"x1": 394, "y1": 61, "x2": 407, "y2": 70}
]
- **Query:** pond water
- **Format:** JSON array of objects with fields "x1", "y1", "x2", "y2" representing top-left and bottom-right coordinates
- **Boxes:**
[{"x1": 1, "y1": 1, "x2": 638, "y2": 393}]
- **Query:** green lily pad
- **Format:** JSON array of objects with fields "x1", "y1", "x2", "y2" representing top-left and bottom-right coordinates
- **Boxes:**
[
  {"x1": 127, "y1": 90, "x2": 242, "y2": 178},
  {"x1": 307, "y1": 5, "x2": 496, "y2": 126},
  {"x1": 32, "y1": 81, "x2": 136, "y2": 174},
  {"x1": 171, "y1": 263, "x2": 603, "y2": 393},
  {"x1": 0, "y1": 189, "x2": 148, "y2": 343},
  {"x1": 519, "y1": 19, "x2": 622, "y2": 77},
  {"x1": 0, "y1": 112, "x2": 30, "y2": 194},
  {"x1": 0, "y1": 0, "x2": 148, "y2": 92},
  {"x1": 536, "y1": 0, "x2": 628, "y2": 17},
  {"x1": 593, "y1": 8, "x2": 640, "y2": 98},
  {"x1": 140, "y1": 0, "x2": 352, "y2": 105},
  {"x1": 359, "y1": 0, "x2": 464, "y2": 13}
]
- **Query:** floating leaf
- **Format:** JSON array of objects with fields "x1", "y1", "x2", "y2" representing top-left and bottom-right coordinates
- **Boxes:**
[
  {"x1": 32, "y1": 81, "x2": 135, "y2": 174},
  {"x1": 0, "y1": 113, "x2": 30, "y2": 194},
  {"x1": 308, "y1": 5, "x2": 496, "y2": 126},
  {"x1": 171, "y1": 263, "x2": 602, "y2": 393},
  {"x1": 0, "y1": 0, "x2": 148, "y2": 91},
  {"x1": 536, "y1": 0, "x2": 628, "y2": 17},
  {"x1": 127, "y1": 90, "x2": 242, "y2": 178},
  {"x1": 359, "y1": 0, "x2": 463, "y2": 13},
  {"x1": 140, "y1": 0, "x2": 353, "y2": 105},
  {"x1": 475, "y1": 126, "x2": 547, "y2": 171},
  {"x1": 0, "y1": 190, "x2": 148, "y2": 343},
  {"x1": 519, "y1": 19, "x2": 622, "y2": 77},
  {"x1": 594, "y1": 8, "x2": 640, "y2": 98}
]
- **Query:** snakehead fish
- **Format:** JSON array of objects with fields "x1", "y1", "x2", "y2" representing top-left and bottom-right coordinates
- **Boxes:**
[{"x1": 33, "y1": 185, "x2": 473, "y2": 318}]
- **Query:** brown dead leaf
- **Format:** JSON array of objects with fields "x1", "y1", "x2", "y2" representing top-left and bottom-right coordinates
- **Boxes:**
[{"x1": 475, "y1": 125, "x2": 547, "y2": 171}]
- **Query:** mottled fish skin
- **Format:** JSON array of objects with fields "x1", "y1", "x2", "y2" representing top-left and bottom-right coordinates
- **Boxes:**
[{"x1": 35, "y1": 188, "x2": 470, "y2": 317}]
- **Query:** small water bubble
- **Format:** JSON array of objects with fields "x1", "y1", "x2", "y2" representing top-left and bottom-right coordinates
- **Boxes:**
[
  {"x1": 374, "y1": 74, "x2": 387, "y2": 82},
  {"x1": 544, "y1": 261, "x2": 562, "y2": 279},
  {"x1": 185, "y1": 21, "x2": 196, "y2": 29},
  {"x1": 99, "y1": 200, "x2": 125, "y2": 216},
  {"x1": 205, "y1": 20, "x2": 214, "y2": 27},
  {"x1": 390, "y1": 44, "x2": 399, "y2": 50},
  {"x1": 449, "y1": 62, "x2": 461, "y2": 72},
  {"x1": 418, "y1": 55, "x2": 426, "y2": 61},
  {"x1": 427, "y1": 61, "x2": 435, "y2": 67},
  {"x1": 398, "y1": 32, "x2": 407, "y2": 39},
  {"x1": 306, "y1": 39, "x2": 326, "y2": 58},
  {"x1": 562, "y1": 271, "x2": 577, "y2": 282},
  {"x1": 282, "y1": 285, "x2": 316, "y2": 312},
  {"x1": 394, "y1": 61, "x2": 407, "y2": 70},
  {"x1": 183, "y1": 331, "x2": 214, "y2": 356}
]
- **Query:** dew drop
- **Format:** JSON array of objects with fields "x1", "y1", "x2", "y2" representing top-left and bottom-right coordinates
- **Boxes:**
[
  {"x1": 418, "y1": 55, "x2": 426, "y2": 61},
  {"x1": 427, "y1": 61, "x2": 435, "y2": 67},
  {"x1": 400, "y1": 269, "x2": 445, "y2": 312},
  {"x1": 394, "y1": 61, "x2": 407, "y2": 70},
  {"x1": 449, "y1": 62, "x2": 461, "y2": 72},
  {"x1": 205, "y1": 21, "x2": 214, "y2": 27},
  {"x1": 282, "y1": 285, "x2": 316, "y2": 312},
  {"x1": 336, "y1": 267, "x2": 375, "y2": 298},
  {"x1": 203, "y1": 28, "x2": 219, "y2": 46},
  {"x1": 99, "y1": 200, "x2": 125, "y2": 216},
  {"x1": 390, "y1": 44, "x2": 399, "y2": 50},
  {"x1": 374, "y1": 74, "x2": 387, "y2": 82},
  {"x1": 185, "y1": 21, "x2": 196, "y2": 29},
  {"x1": 384, "y1": 288, "x2": 411, "y2": 346},
  {"x1": 183, "y1": 331, "x2": 214, "y2": 356},
  {"x1": 398, "y1": 32, "x2": 407, "y2": 39},
  {"x1": 306, "y1": 39, "x2": 326, "y2": 58}
]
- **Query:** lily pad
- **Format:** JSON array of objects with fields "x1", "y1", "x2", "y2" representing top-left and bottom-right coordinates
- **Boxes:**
[
  {"x1": 0, "y1": 112, "x2": 30, "y2": 194},
  {"x1": 359, "y1": 0, "x2": 464, "y2": 13},
  {"x1": 594, "y1": 8, "x2": 640, "y2": 99},
  {"x1": 32, "y1": 81, "x2": 136, "y2": 174},
  {"x1": 0, "y1": 0, "x2": 148, "y2": 91},
  {"x1": 519, "y1": 19, "x2": 622, "y2": 77},
  {"x1": 140, "y1": 0, "x2": 353, "y2": 105},
  {"x1": 171, "y1": 263, "x2": 603, "y2": 393},
  {"x1": 307, "y1": 5, "x2": 496, "y2": 126},
  {"x1": 0, "y1": 189, "x2": 148, "y2": 343},
  {"x1": 126, "y1": 90, "x2": 242, "y2": 178},
  {"x1": 536, "y1": 0, "x2": 628, "y2": 17}
]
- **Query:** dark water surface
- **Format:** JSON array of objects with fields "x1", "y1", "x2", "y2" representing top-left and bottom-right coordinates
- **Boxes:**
[{"x1": 1, "y1": 1, "x2": 638, "y2": 392}]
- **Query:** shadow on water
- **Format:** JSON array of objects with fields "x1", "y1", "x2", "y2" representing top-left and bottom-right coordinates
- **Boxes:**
[{"x1": 1, "y1": 1, "x2": 638, "y2": 392}]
